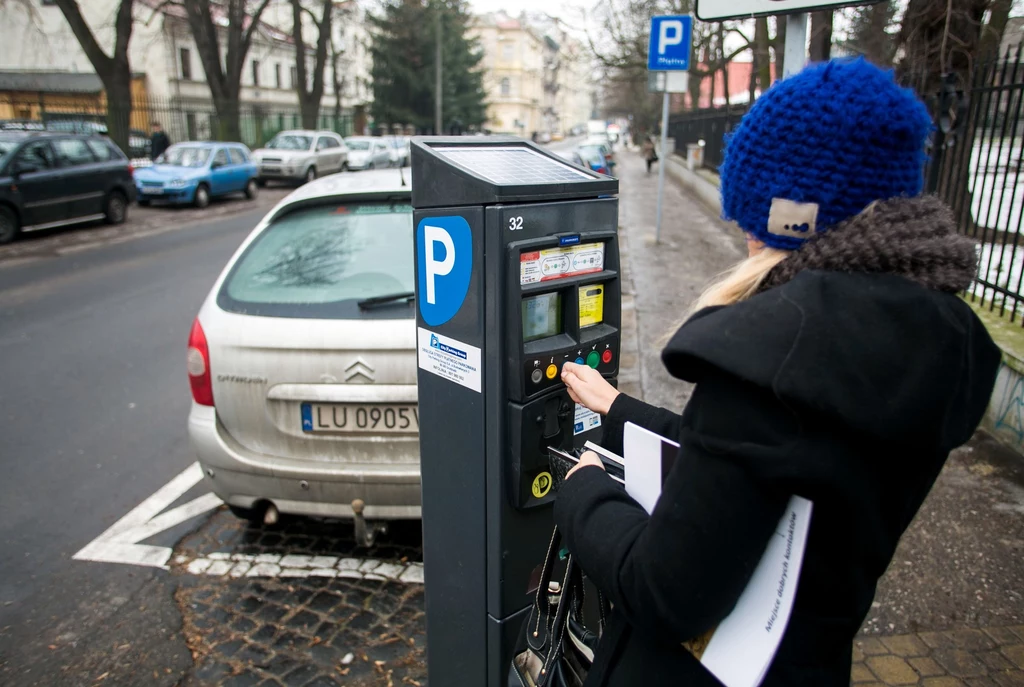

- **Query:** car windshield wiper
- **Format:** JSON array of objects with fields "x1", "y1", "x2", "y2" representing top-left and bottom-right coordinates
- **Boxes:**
[{"x1": 357, "y1": 292, "x2": 415, "y2": 310}]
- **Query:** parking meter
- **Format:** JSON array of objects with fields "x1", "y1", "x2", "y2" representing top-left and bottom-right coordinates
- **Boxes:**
[{"x1": 411, "y1": 137, "x2": 621, "y2": 685}]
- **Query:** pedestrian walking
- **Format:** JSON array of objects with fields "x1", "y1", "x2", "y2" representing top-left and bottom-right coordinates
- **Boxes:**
[
  {"x1": 150, "y1": 121, "x2": 170, "y2": 161},
  {"x1": 556, "y1": 58, "x2": 1000, "y2": 687},
  {"x1": 642, "y1": 135, "x2": 658, "y2": 174}
]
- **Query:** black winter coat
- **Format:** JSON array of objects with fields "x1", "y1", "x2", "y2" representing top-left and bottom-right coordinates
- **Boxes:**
[{"x1": 554, "y1": 270, "x2": 1000, "y2": 686}]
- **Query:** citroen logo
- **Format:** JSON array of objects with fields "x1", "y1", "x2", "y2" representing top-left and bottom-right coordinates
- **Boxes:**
[{"x1": 344, "y1": 357, "x2": 376, "y2": 383}]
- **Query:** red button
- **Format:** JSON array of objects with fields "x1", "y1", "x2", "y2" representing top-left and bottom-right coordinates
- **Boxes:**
[{"x1": 601, "y1": 349, "x2": 613, "y2": 364}]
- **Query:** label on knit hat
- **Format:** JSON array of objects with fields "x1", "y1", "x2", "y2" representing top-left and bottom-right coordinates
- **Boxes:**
[{"x1": 768, "y1": 199, "x2": 818, "y2": 240}]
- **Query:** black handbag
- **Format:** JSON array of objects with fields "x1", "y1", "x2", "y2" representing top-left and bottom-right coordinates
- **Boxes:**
[{"x1": 508, "y1": 527, "x2": 609, "y2": 687}]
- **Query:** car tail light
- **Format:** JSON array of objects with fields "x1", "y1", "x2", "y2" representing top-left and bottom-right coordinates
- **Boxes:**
[
  {"x1": 187, "y1": 318, "x2": 214, "y2": 406},
  {"x1": 128, "y1": 163, "x2": 134, "y2": 176}
]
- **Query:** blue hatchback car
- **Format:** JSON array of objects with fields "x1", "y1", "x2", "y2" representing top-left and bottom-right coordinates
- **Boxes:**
[{"x1": 134, "y1": 142, "x2": 259, "y2": 208}]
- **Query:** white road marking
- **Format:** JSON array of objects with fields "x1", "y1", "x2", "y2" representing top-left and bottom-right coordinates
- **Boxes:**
[
  {"x1": 74, "y1": 461, "x2": 424, "y2": 583},
  {"x1": 178, "y1": 552, "x2": 424, "y2": 583},
  {"x1": 74, "y1": 462, "x2": 222, "y2": 570}
]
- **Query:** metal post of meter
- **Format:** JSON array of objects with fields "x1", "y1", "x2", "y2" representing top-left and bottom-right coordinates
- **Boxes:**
[
  {"x1": 784, "y1": 12, "x2": 809, "y2": 78},
  {"x1": 655, "y1": 88, "x2": 670, "y2": 243}
]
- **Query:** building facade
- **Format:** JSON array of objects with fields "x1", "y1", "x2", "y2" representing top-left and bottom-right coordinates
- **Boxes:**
[
  {"x1": 470, "y1": 12, "x2": 594, "y2": 138},
  {"x1": 0, "y1": 0, "x2": 373, "y2": 144}
]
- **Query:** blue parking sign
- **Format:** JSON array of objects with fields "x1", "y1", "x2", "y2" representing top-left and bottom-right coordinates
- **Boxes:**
[{"x1": 648, "y1": 15, "x2": 693, "y2": 71}]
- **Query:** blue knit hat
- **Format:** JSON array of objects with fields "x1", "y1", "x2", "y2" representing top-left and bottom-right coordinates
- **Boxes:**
[{"x1": 719, "y1": 58, "x2": 933, "y2": 251}]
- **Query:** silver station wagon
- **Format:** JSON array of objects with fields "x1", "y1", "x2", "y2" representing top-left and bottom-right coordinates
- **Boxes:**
[{"x1": 187, "y1": 170, "x2": 416, "y2": 544}]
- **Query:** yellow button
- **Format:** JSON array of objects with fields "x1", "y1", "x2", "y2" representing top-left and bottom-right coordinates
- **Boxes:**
[{"x1": 546, "y1": 364, "x2": 558, "y2": 379}]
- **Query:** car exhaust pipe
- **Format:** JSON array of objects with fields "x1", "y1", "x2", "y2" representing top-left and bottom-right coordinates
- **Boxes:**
[
  {"x1": 263, "y1": 502, "x2": 279, "y2": 526},
  {"x1": 351, "y1": 498, "x2": 387, "y2": 547}
]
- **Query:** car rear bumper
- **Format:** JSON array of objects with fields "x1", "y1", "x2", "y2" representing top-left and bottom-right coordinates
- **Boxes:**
[{"x1": 188, "y1": 403, "x2": 422, "y2": 520}]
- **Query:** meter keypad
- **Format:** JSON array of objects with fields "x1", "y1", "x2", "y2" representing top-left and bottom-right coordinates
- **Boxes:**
[{"x1": 523, "y1": 338, "x2": 618, "y2": 395}]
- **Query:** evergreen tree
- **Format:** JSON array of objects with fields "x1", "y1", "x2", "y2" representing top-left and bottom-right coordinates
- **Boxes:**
[{"x1": 370, "y1": 0, "x2": 486, "y2": 132}]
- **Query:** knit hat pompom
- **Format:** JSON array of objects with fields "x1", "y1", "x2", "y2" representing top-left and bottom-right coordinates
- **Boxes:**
[{"x1": 719, "y1": 58, "x2": 933, "y2": 251}]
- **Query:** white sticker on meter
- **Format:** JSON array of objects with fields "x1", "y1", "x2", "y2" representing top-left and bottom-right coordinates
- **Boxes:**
[
  {"x1": 418, "y1": 328, "x2": 482, "y2": 393},
  {"x1": 574, "y1": 403, "x2": 602, "y2": 436}
]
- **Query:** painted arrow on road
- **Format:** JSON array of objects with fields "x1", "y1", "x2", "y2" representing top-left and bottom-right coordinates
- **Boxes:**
[{"x1": 73, "y1": 461, "x2": 222, "y2": 569}]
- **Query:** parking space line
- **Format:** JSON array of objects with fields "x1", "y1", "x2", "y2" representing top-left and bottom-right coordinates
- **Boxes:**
[
  {"x1": 74, "y1": 462, "x2": 222, "y2": 569},
  {"x1": 74, "y1": 461, "x2": 425, "y2": 583}
]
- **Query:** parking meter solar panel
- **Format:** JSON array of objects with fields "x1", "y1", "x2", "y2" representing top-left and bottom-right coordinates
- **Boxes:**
[
  {"x1": 435, "y1": 146, "x2": 593, "y2": 185},
  {"x1": 410, "y1": 137, "x2": 617, "y2": 208}
]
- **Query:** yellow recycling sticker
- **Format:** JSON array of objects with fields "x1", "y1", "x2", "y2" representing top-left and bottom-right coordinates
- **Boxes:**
[
  {"x1": 532, "y1": 472, "x2": 553, "y2": 499},
  {"x1": 579, "y1": 284, "x2": 605, "y2": 328}
]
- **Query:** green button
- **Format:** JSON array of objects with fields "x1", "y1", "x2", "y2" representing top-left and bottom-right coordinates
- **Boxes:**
[{"x1": 586, "y1": 351, "x2": 600, "y2": 368}]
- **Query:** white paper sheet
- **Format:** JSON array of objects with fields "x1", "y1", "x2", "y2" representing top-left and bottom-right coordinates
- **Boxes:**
[{"x1": 622, "y1": 422, "x2": 678, "y2": 514}]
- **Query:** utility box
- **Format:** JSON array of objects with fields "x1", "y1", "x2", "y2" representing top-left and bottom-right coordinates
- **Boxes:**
[{"x1": 410, "y1": 137, "x2": 621, "y2": 685}]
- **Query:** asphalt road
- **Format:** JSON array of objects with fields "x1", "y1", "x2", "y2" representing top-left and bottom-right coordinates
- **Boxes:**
[{"x1": 0, "y1": 210, "x2": 262, "y2": 685}]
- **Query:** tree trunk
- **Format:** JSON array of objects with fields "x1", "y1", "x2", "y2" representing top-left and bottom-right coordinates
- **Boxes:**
[
  {"x1": 748, "y1": 47, "x2": 758, "y2": 103},
  {"x1": 863, "y1": 3, "x2": 895, "y2": 66},
  {"x1": 292, "y1": 0, "x2": 333, "y2": 132},
  {"x1": 53, "y1": 0, "x2": 134, "y2": 154},
  {"x1": 184, "y1": 0, "x2": 274, "y2": 143},
  {"x1": 773, "y1": 16, "x2": 787, "y2": 79},
  {"x1": 755, "y1": 17, "x2": 771, "y2": 92},
  {"x1": 718, "y1": 25, "x2": 730, "y2": 107},
  {"x1": 980, "y1": 0, "x2": 1013, "y2": 60},
  {"x1": 809, "y1": 10, "x2": 833, "y2": 62}
]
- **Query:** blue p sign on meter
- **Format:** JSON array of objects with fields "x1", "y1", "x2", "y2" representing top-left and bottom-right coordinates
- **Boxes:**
[
  {"x1": 417, "y1": 215, "x2": 473, "y2": 326},
  {"x1": 648, "y1": 15, "x2": 693, "y2": 71}
]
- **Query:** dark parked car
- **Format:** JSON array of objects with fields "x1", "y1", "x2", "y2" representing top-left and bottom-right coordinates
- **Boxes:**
[{"x1": 0, "y1": 132, "x2": 136, "y2": 244}]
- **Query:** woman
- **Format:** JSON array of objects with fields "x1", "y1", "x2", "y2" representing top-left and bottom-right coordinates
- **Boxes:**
[
  {"x1": 555, "y1": 58, "x2": 1000, "y2": 686},
  {"x1": 642, "y1": 135, "x2": 658, "y2": 174}
]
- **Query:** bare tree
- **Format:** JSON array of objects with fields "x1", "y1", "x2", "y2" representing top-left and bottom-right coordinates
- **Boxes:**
[
  {"x1": 290, "y1": 0, "x2": 333, "y2": 129},
  {"x1": 52, "y1": 0, "x2": 134, "y2": 154},
  {"x1": 841, "y1": 1, "x2": 899, "y2": 67},
  {"x1": 181, "y1": 0, "x2": 275, "y2": 141}
]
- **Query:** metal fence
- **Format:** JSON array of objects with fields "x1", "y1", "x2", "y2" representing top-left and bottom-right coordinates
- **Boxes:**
[
  {"x1": 0, "y1": 96, "x2": 359, "y2": 159},
  {"x1": 666, "y1": 104, "x2": 748, "y2": 173},
  {"x1": 927, "y1": 45, "x2": 1024, "y2": 324}
]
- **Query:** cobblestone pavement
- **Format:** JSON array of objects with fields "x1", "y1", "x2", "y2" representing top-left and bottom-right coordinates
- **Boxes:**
[
  {"x1": 851, "y1": 626, "x2": 1024, "y2": 686},
  {"x1": 173, "y1": 511, "x2": 426, "y2": 687}
]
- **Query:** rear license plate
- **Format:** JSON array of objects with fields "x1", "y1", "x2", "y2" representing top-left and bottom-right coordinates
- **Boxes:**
[
  {"x1": 301, "y1": 403, "x2": 419, "y2": 434},
  {"x1": 262, "y1": 166, "x2": 280, "y2": 174}
]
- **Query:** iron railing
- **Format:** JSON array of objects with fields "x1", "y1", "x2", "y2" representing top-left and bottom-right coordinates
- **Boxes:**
[
  {"x1": 0, "y1": 95, "x2": 359, "y2": 159},
  {"x1": 666, "y1": 104, "x2": 748, "y2": 173},
  {"x1": 927, "y1": 45, "x2": 1024, "y2": 324}
]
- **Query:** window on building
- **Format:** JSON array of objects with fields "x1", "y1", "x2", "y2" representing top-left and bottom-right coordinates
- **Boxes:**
[
  {"x1": 275, "y1": 63, "x2": 282, "y2": 89},
  {"x1": 502, "y1": 42, "x2": 515, "y2": 61},
  {"x1": 252, "y1": 60, "x2": 261, "y2": 87},
  {"x1": 290, "y1": 66, "x2": 298, "y2": 89},
  {"x1": 500, "y1": 77, "x2": 511, "y2": 96},
  {"x1": 180, "y1": 47, "x2": 192, "y2": 80},
  {"x1": 186, "y1": 113, "x2": 197, "y2": 140}
]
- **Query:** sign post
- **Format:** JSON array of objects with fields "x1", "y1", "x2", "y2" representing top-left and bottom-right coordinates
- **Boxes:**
[{"x1": 648, "y1": 15, "x2": 693, "y2": 243}]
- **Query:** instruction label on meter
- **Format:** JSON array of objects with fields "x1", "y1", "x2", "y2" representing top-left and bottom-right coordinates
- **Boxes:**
[
  {"x1": 579, "y1": 284, "x2": 605, "y2": 328},
  {"x1": 417, "y1": 328, "x2": 482, "y2": 393},
  {"x1": 520, "y1": 242, "x2": 604, "y2": 285},
  {"x1": 574, "y1": 403, "x2": 602, "y2": 436}
]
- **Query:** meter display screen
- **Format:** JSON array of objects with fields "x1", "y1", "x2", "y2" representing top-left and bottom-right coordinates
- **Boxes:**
[{"x1": 522, "y1": 292, "x2": 562, "y2": 342}]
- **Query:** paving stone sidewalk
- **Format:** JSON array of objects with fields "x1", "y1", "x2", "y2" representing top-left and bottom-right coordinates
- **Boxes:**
[{"x1": 851, "y1": 627, "x2": 1024, "y2": 686}]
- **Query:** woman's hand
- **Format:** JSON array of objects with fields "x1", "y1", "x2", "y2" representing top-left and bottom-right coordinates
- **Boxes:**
[
  {"x1": 565, "y1": 451, "x2": 605, "y2": 480},
  {"x1": 561, "y1": 362, "x2": 621, "y2": 415}
]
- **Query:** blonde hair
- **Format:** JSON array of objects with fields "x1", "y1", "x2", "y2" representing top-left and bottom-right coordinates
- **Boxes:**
[{"x1": 690, "y1": 247, "x2": 790, "y2": 313}]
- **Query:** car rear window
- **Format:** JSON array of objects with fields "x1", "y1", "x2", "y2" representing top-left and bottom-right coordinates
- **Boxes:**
[{"x1": 218, "y1": 201, "x2": 414, "y2": 319}]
